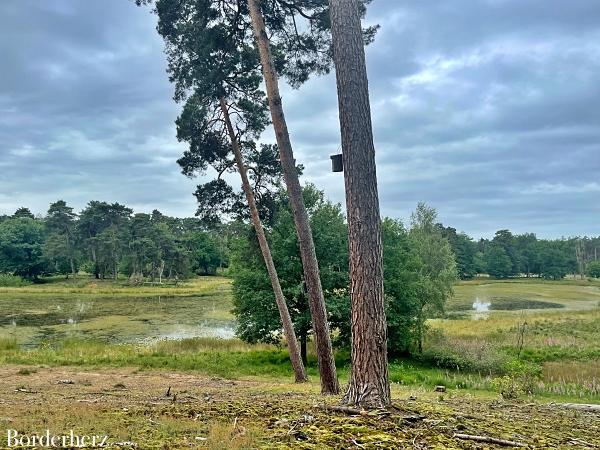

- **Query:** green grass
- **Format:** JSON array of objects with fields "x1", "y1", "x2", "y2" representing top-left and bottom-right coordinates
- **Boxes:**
[
  {"x1": 0, "y1": 274, "x2": 31, "y2": 287},
  {"x1": 0, "y1": 337, "x2": 315, "y2": 379},
  {"x1": 0, "y1": 336, "x2": 18, "y2": 350},
  {"x1": 0, "y1": 275, "x2": 231, "y2": 298},
  {"x1": 0, "y1": 336, "x2": 596, "y2": 401}
]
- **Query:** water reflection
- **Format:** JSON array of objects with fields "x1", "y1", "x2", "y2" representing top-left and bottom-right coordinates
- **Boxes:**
[{"x1": 472, "y1": 297, "x2": 491, "y2": 320}]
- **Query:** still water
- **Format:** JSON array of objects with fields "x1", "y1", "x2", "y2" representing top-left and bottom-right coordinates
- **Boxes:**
[{"x1": 0, "y1": 294, "x2": 236, "y2": 347}]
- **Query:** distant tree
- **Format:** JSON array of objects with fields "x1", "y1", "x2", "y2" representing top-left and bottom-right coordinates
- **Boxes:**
[
  {"x1": 0, "y1": 217, "x2": 46, "y2": 279},
  {"x1": 13, "y1": 207, "x2": 35, "y2": 219},
  {"x1": 409, "y1": 203, "x2": 458, "y2": 352},
  {"x1": 491, "y1": 230, "x2": 519, "y2": 276},
  {"x1": 575, "y1": 239, "x2": 587, "y2": 279},
  {"x1": 486, "y1": 244, "x2": 513, "y2": 278},
  {"x1": 514, "y1": 233, "x2": 539, "y2": 277},
  {"x1": 473, "y1": 251, "x2": 487, "y2": 275},
  {"x1": 186, "y1": 231, "x2": 220, "y2": 275},
  {"x1": 124, "y1": 213, "x2": 159, "y2": 280},
  {"x1": 538, "y1": 241, "x2": 569, "y2": 280},
  {"x1": 44, "y1": 200, "x2": 78, "y2": 277},
  {"x1": 439, "y1": 225, "x2": 477, "y2": 279},
  {"x1": 586, "y1": 261, "x2": 600, "y2": 278},
  {"x1": 77, "y1": 202, "x2": 132, "y2": 279},
  {"x1": 123, "y1": 213, "x2": 200, "y2": 282}
]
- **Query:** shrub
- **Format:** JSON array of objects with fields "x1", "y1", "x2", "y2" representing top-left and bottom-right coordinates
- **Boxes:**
[
  {"x1": 586, "y1": 261, "x2": 600, "y2": 279},
  {"x1": 0, "y1": 337, "x2": 18, "y2": 350},
  {"x1": 491, "y1": 375, "x2": 521, "y2": 399},
  {"x1": 0, "y1": 274, "x2": 31, "y2": 287},
  {"x1": 503, "y1": 359, "x2": 541, "y2": 395},
  {"x1": 420, "y1": 332, "x2": 508, "y2": 374},
  {"x1": 491, "y1": 360, "x2": 542, "y2": 398}
]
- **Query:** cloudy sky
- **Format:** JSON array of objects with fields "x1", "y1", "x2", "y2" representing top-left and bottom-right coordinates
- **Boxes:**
[{"x1": 1, "y1": 0, "x2": 599, "y2": 238}]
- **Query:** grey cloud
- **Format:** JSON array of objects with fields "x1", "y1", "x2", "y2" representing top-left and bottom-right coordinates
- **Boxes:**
[{"x1": 1, "y1": 0, "x2": 599, "y2": 238}]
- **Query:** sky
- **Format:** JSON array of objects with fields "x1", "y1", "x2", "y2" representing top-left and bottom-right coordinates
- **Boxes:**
[{"x1": 1, "y1": 0, "x2": 599, "y2": 239}]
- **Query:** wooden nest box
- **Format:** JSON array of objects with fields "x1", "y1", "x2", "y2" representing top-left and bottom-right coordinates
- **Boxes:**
[{"x1": 330, "y1": 154, "x2": 343, "y2": 172}]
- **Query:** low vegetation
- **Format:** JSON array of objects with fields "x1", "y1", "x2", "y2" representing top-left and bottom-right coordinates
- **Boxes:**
[
  {"x1": 1, "y1": 365, "x2": 598, "y2": 449},
  {"x1": 1, "y1": 277, "x2": 598, "y2": 404},
  {"x1": 1, "y1": 253, "x2": 598, "y2": 447}
]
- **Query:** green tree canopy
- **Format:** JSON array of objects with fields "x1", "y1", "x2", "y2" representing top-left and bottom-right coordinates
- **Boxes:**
[
  {"x1": 586, "y1": 260, "x2": 600, "y2": 278},
  {"x1": 44, "y1": 200, "x2": 79, "y2": 276},
  {"x1": 486, "y1": 244, "x2": 513, "y2": 278},
  {"x1": 409, "y1": 203, "x2": 458, "y2": 351},
  {"x1": 0, "y1": 217, "x2": 46, "y2": 278}
]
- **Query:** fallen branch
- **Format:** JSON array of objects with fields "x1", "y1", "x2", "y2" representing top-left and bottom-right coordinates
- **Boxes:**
[
  {"x1": 316, "y1": 405, "x2": 364, "y2": 415},
  {"x1": 569, "y1": 438, "x2": 598, "y2": 448},
  {"x1": 453, "y1": 433, "x2": 526, "y2": 447},
  {"x1": 553, "y1": 403, "x2": 600, "y2": 412}
]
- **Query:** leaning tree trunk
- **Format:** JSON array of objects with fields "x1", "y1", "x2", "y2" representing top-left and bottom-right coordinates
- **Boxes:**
[
  {"x1": 329, "y1": 0, "x2": 390, "y2": 408},
  {"x1": 247, "y1": 0, "x2": 339, "y2": 395},
  {"x1": 219, "y1": 97, "x2": 307, "y2": 383}
]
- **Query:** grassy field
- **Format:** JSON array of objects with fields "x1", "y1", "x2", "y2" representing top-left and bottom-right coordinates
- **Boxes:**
[
  {"x1": 0, "y1": 276, "x2": 599, "y2": 448},
  {"x1": 0, "y1": 275, "x2": 231, "y2": 298},
  {"x1": 421, "y1": 279, "x2": 600, "y2": 400}
]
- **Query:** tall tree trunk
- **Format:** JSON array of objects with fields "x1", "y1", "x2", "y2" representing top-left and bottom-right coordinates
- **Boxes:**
[
  {"x1": 300, "y1": 330, "x2": 308, "y2": 367},
  {"x1": 66, "y1": 234, "x2": 76, "y2": 278},
  {"x1": 91, "y1": 246, "x2": 100, "y2": 279},
  {"x1": 219, "y1": 97, "x2": 307, "y2": 383},
  {"x1": 329, "y1": 0, "x2": 390, "y2": 408},
  {"x1": 247, "y1": 0, "x2": 339, "y2": 395}
]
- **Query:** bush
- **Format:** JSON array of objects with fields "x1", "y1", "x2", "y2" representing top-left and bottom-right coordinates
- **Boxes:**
[
  {"x1": 491, "y1": 375, "x2": 521, "y2": 399},
  {"x1": 0, "y1": 274, "x2": 31, "y2": 287},
  {"x1": 586, "y1": 261, "x2": 600, "y2": 279},
  {"x1": 491, "y1": 360, "x2": 542, "y2": 398},
  {"x1": 420, "y1": 332, "x2": 508, "y2": 374},
  {"x1": 0, "y1": 337, "x2": 18, "y2": 350}
]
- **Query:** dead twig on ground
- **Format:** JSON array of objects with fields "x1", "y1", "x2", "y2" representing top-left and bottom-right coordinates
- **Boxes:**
[
  {"x1": 453, "y1": 433, "x2": 526, "y2": 447},
  {"x1": 316, "y1": 405, "x2": 364, "y2": 415}
]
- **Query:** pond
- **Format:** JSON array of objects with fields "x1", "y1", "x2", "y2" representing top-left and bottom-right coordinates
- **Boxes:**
[
  {"x1": 451, "y1": 281, "x2": 600, "y2": 316},
  {"x1": 0, "y1": 294, "x2": 236, "y2": 347}
]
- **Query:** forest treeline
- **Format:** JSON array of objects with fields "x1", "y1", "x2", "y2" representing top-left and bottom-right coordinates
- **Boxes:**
[
  {"x1": 0, "y1": 201, "x2": 222, "y2": 281},
  {"x1": 441, "y1": 226, "x2": 600, "y2": 280},
  {"x1": 1, "y1": 196, "x2": 599, "y2": 284}
]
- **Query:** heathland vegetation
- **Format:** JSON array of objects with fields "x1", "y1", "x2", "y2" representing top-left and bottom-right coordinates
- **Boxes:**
[
  {"x1": 2, "y1": 0, "x2": 599, "y2": 447},
  {"x1": 1, "y1": 274, "x2": 599, "y2": 447}
]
